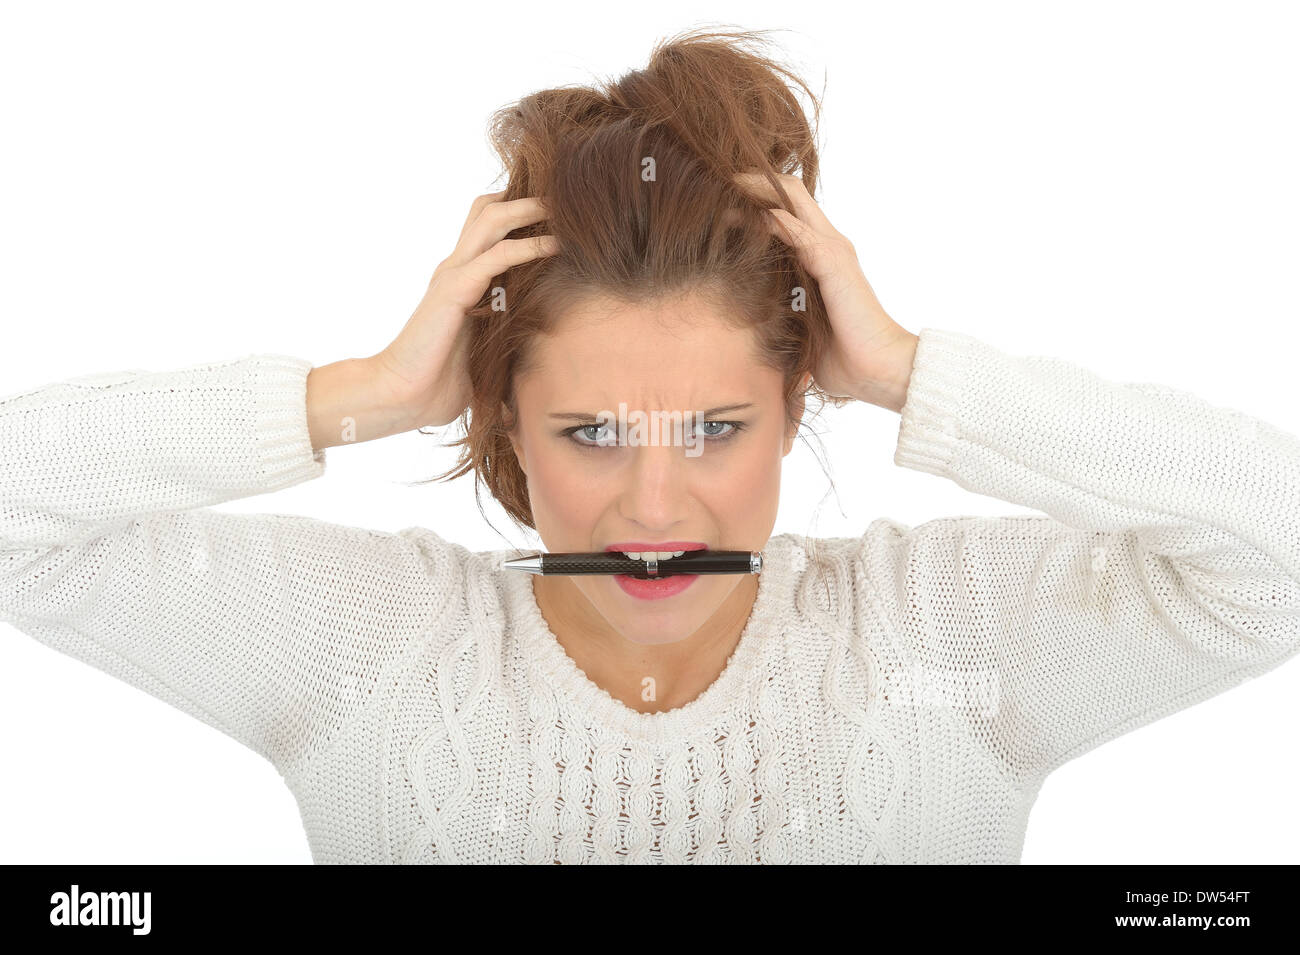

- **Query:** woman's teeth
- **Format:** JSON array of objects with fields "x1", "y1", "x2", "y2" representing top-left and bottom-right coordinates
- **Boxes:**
[{"x1": 621, "y1": 550, "x2": 687, "y2": 560}]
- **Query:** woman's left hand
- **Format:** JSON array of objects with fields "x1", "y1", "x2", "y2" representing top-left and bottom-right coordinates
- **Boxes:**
[{"x1": 733, "y1": 172, "x2": 918, "y2": 411}]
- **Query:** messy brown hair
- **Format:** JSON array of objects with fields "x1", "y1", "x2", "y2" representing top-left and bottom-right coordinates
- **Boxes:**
[{"x1": 421, "y1": 26, "x2": 848, "y2": 537}]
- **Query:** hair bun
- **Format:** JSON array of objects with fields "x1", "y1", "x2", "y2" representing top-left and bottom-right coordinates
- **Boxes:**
[{"x1": 489, "y1": 27, "x2": 822, "y2": 201}]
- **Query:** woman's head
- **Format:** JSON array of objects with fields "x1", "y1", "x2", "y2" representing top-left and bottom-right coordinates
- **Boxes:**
[
  {"x1": 503, "y1": 288, "x2": 804, "y2": 643},
  {"x1": 428, "y1": 27, "x2": 845, "y2": 640}
]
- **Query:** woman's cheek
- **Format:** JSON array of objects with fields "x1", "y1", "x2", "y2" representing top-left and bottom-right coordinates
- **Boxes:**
[
  {"x1": 718, "y1": 440, "x2": 782, "y2": 521},
  {"x1": 529, "y1": 445, "x2": 610, "y2": 533}
]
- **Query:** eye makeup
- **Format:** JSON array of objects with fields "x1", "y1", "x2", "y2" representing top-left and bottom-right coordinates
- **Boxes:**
[{"x1": 561, "y1": 420, "x2": 747, "y2": 447}]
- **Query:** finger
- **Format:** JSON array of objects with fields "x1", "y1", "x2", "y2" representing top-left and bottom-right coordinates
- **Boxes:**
[
  {"x1": 467, "y1": 233, "x2": 562, "y2": 288},
  {"x1": 764, "y1": 206, "x2": 817, "y2": 254},
  {"x1": 458, "y1": 190, "x2": 508, "y2": 244},
  {"x1": 733, "y1": 171, "x2": 836, "y2": 236},
  {"x1": 765, "y1": 207, "x2": 853, "y2": 285},
  {"x1": 434, "y1": 234, "x2": 560, "y2": 314},
  {"x1": 450, "y1": 196, "x2": 550, "y2": 268}
]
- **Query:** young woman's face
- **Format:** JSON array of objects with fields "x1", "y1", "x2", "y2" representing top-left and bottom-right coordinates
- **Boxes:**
[{"x1": 507, "y1": 293, "x2": 802, "y2": 647}]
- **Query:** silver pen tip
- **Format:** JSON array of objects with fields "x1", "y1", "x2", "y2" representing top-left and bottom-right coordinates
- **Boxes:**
[{"x1": 502, "y1": 555, "x2": 543, "y2": 574}]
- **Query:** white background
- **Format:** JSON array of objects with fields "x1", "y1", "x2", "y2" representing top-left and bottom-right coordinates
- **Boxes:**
[{"x1": 1, "y1": 0, "x2": 1297, "y2": 864}]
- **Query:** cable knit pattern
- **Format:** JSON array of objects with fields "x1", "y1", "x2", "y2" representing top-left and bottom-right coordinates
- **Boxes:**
[{"x1": 2, "y1": 329, "x2": 1299, "y2": 863}]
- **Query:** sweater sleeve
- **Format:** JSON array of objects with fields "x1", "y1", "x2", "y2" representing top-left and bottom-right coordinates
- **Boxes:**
[
  {"x1": 0, "y1": 354, "x2": 461, "y2": 784},
  {"x1": 871, "y1": 327, "x2": 1300, "y2": 789}
]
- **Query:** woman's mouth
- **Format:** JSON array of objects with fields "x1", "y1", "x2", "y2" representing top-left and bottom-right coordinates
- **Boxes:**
[
  {"x1": 612, "y1": 572, "x2": 700, "y2": 600},
  {"x1": 605, "y1": 542, "x2": 706, "y2": 601}
]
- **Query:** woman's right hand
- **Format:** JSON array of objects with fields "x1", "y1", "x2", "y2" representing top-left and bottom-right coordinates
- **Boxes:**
[{"x1": 372, "y1": 190, "x2": 558, "y2": 428}]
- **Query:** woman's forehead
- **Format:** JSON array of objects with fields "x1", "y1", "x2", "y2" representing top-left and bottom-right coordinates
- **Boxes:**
[
  {"x1": 532, "y1": 304, "x2": 761, "y2": 366},
  {"x1": 519, "y1": 328, "x2": 775, "y2": 405}
]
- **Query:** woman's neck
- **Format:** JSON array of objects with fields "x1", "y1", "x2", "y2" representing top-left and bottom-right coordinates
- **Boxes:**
[{"x1": 531, "y1": 573, "x2": 760, "y2": 714}]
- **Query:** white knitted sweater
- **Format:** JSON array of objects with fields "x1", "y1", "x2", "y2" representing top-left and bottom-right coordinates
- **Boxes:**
[{"x1": 2, "y1": 327, "x2": 1298, "y2": 864}]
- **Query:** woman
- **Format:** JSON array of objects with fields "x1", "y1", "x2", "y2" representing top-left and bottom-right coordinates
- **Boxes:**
[{"x1": 2, "y1": 28, "x2": 1298, "y2": 864}]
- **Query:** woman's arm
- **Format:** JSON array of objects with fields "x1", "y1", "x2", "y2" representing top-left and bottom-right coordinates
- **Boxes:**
[
  {"x1": 306, "y1": 355, "x2": 428, "y2": 450},
  {"x1": 0, "y1": 354, "x2": 462, "y2": 784},
  {"x1": 0, "y1": 192, "x2": 555, "y2": 792},
  {"x1": 857, "y1": 327, "x2": 1300, "y2": 789}
]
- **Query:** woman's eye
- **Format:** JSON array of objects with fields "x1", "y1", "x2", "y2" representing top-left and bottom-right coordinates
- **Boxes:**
[
  {"x1": 569, "y1": 423, "x2": 619, "y2": 446},
  {"x1": 563, "y1": 420, "x2": 746, "y2": 448},
  {"x1": 697, "y1": 420, "x2": 733, "y2": 438}
]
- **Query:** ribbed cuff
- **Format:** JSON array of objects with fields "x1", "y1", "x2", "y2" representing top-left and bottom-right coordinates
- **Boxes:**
[
  {"x1": 249, "y1": 354, "x2": 327, "y2": 491},
  {"x1": 893, "y1": 327, "x2": 984, "y2": 479}
]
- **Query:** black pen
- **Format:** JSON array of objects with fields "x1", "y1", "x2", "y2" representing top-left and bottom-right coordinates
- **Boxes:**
[{"x1": 502, "y1": 549, "x2": 762, "y2": 578}]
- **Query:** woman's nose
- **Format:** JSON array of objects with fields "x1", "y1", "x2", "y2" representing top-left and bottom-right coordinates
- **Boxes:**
[{"x1": 618, "y1": 443, "x2": 693, "y2": 527}]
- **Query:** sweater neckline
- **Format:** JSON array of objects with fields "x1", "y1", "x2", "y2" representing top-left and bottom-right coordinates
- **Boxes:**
[{"x1": 497, "y1": 534, "x2": 795, "y2": 743}]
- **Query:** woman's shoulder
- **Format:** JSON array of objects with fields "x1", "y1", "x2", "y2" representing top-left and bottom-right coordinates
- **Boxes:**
[
  {"x1": 394, "y1": 524, "x2": 476, "y2": 564},
  {"x1": 783, "y1": 514, "x2": 1075, "y2": 617}
]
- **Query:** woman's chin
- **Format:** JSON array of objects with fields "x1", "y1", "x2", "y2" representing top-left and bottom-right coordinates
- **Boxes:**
[{"x1": 597, "y1": 589, "x2": 703, "y2": 643}]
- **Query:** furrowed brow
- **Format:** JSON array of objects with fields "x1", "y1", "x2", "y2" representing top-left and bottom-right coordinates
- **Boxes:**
[{"x1": 548, "y1": 403, "x2": 754, "y2": 423}]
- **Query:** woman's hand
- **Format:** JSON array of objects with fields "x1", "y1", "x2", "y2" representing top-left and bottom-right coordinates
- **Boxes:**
[
  {"x1": 372, "y1": 190, "x2": 560, "y2": 428},
  {"x1": 732, "y1": 172, "x2": 918, "y2": 412}
]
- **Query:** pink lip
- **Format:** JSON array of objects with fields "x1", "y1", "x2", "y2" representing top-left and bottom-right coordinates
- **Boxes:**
[
  {"x1": 604, "y1": 542, "x2": 707, "y2": 601},
  {"x1": 603, "y1": 541, "x2": 707, "y2": 552}
]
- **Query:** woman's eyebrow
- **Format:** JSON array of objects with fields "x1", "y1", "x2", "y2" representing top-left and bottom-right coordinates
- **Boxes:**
[{"x1": 547, "y1": 402, "x2": 755, "y2": 423}]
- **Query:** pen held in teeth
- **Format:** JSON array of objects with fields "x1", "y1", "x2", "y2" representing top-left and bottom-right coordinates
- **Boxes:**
[{"x1": 500, "y1": 550, "x2": 763, "y2": 577}]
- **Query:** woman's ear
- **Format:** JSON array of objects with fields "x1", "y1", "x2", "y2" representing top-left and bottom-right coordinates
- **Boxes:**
[
  {"x1": 503, "y1": 401, "x2": 527, "y2": 475},
  {"x1": 783, "y1": 377, "x2": 810, "y2": 456}
]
